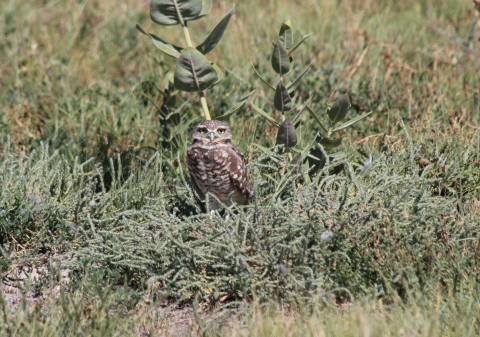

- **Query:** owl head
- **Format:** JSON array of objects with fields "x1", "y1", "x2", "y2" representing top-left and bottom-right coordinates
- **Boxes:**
[{"x1": 192, "y1": 120, "x2": 233, "y2": 143}]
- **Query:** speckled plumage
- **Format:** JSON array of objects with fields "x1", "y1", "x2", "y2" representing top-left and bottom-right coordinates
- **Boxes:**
[{"x1": 187, "y1": 120, "x2": 251, "y2": 210}]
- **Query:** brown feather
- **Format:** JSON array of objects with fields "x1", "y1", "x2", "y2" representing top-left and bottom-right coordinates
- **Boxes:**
[{"x1": 187, "y1": 120, "x2": 252, "y2": 207}]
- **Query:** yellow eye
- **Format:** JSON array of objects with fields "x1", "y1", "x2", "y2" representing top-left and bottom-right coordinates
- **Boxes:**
[
  {"x1": 217, "y1": 128, "x2": 226, "y2": 134},
  {"x1": 198, "y1": 128, "x2": 207, "y2": 134}
]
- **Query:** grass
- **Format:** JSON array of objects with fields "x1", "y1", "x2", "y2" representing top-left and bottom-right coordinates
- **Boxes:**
[
  {"x1": 2, "y1": 280, "x2": 479, "y2": 336},
  {"x1": 1, "y1": 0, "x2": 480, "y2": 335}
]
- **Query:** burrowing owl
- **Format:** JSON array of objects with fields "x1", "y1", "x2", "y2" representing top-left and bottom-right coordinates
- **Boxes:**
[{"x1": 187, "y1": 120, "x2": 252, "y2": 213}]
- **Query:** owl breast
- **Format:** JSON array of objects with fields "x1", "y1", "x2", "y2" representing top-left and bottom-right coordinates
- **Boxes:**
[{"x1": 187, "y1": 142, "x2": 250, "y2": 205}]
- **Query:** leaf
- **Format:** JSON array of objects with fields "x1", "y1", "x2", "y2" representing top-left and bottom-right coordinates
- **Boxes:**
[
  {"x1": 289, "y1": 153, "x2": 303, "y2": 173},
  {"x1": 251, "y1": 102, "x2": 280, "y2": 128},
  {"x1": 306, "y1": 105, "x2": 328, "y2": 133},
  {"x1": 198, "y1": 0, "x2": 212, "y2": 18},
  {"x1": 329, "y1": 151, "x2": 348, "y2": 160},
  {"x1": 163, "y1": 70, "x2": 175, "y2": 89},
  {"x1": 136, "y1": 24, "x2": 182, "y2": 58},
  {"x1": 277, "y1": 118, "x2": 297, "y2": 148},
  {"x1": 271, "y1": 41, "x2": 291, "y2": 75},
  {"x1": 217, "y1": 90, "x2": 255, "y2": 120},
  {"x1": 251, "y1": 62, "x2": 275, "y2": 91},
  {"x1": 141, "y1": 144, "x2": 161, "y2": 152},
  {"x1": 327, "y1": 94, "x2": 351, "y2": 123},
  {"x1": 278, "y1": 20, "x2": 293, "y2": 49},
  {"x1": 171, "y1": 95, "x2": 195, "y2": 116},
  {"x1": 174, "y1": 47, "x2": 218, "y2": 92},
  {"x1": 252, "y1": 144, "x2": 282, "y2": 163},
  {"x1": 150, "y1": 0, "x2": 203, "y2": 26},
  {"x1": 288, "y1": 34, "x2": 312, "y2": 56},
  {"x1": 292, "y1": 96, "x2": 313, "y2": 123},
  {"x1": 211, "y1": 62, "x2": 223, "y2": 85},
  {"x1": 162, "y1": 87, "x2": 178, "y2": 111},
  {"x1": 274, "y1": 81, "x2": 292, "y2": 112},
  {"x1": 197, "y1": 6, "x2": 235, "y2": 55},
  {"x1": 286, "y1": 62, "x2": 313, "y2": 91},
  {"x1": 319, "y1": 136, "x2": 343, "y2": 148},
  {"x1": 167, "y1": 118, "x2": 197, "y2": 141},
  {"x1": 307, "y1": 148, "x2": 327, "y2": 171},
  {"x1": 160, "y1": 94, "x2": 194, "y2": 120},
  {"x1": 331, "y1": 111, "x2": 373, "y2": 132}
]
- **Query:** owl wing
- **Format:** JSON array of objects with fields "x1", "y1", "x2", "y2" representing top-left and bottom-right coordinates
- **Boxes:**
[
  {"x1": 190, "y1": 173, "x2": 206, "y2": 201},
  {"x1": 228, "y1": 144, "x2": 252, "y2": 204},
  {"x1": 187, "y1": 146, "x2": 206, "y2": 201}
]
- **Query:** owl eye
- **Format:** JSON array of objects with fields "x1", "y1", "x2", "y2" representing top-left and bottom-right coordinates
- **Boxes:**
[
  {"x1": 217, "y1": 128, "x2": 226, "y2": 134},
  {"x1": 198, "y1": 127, "x2": 207, "y2": 134}
]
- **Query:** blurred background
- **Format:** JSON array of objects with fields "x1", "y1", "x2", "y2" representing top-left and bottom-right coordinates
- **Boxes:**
[{"x1": 0, "y1": 0, "x2": 478, "y2": 159}]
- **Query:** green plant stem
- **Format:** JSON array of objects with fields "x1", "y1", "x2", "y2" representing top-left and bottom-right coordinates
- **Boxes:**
[
  {"x1": 182, "y1": 25, "x2": 193, "y2": 48},
  {"x1": 173, "y1": 1, "x2": 185, "y2": 26},
  {"x1": 200, "y1": 93, "x2": 211, "y2": 120},
  {"x1": 177, "y1": 11, "x2": 211, "y2": 120}
]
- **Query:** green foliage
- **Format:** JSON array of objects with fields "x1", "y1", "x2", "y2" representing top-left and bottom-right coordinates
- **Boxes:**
[
  {"x1": 216, "y1": 293, "x2": 480, "y2": 336},
  {"x1": 274, "y1": 81, "x2": 292, "y2": 112},
  {"x1": 3, "y1": 268, "x2": 479, "y2": 336},
  {"x1": 276, "y1": 118, "x2": 296, "y2": 148},
  {"x1": 140, "y1": 0, "x2": 240, "y2": 120},
  {"x1": 1, "y1": 0, "x2": 480, "y2": 332},
  {"x1": 150, "y1": 0, "x2": 204, "y2": 26},
  {"x1": 278, "y1": 20, "x2": 294, "y2": 50},
  {"x1": 3, "y1": 132, "x2": 478, "y2": 306},
  {"x1": 252, "y1": 21, "x2": 313, "y2": 156},
  {"x1": 252, "y1": 19, "x2": 373, "y2": 177},
  {"x1": 327, "y1": 94, "x2": 351, "y2": 123},
  {"x1": 0, "y1": 139, "x2": 167, "y2": 251},
  {"x1": 197, "y1": 6, "x2": 236, "y2": 55},
  {"x1": 0, "y1": 266, "x2": 146, "y2": 336},
  {"x1": 271, "y1": 42, "x2": 291, "y2": 76},
  {"x1": 136, "y1": 24, "x2": 182, "y2": 59},
  {"x1": 174, "y1": 47, "x2": 218, "y2": 92}
]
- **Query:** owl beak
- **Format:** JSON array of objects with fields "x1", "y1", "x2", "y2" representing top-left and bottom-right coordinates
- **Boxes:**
[{"x1": 209, "y1": 132, "x2": 215, "y2": 141}]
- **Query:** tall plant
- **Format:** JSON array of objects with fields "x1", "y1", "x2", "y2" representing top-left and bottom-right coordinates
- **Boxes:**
[
  {"x1": 137, "y1": 0, "x2": 252, "y2": 121},
  {"x1": 251, "y1": 21, "x2": 373, "y2": 173}
]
